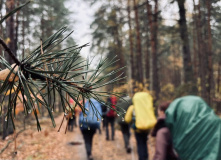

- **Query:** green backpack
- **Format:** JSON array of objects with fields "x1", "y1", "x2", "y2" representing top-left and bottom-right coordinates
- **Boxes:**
[{"x1": 166, "y1": 96, "x2": 221, "y2": 160}]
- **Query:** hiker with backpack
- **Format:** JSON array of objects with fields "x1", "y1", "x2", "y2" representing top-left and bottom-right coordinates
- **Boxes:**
[
  {"x1": 125, "y1": 92, "x2": 157, "y2": 160},
  {"x1": 79, "y1": 98, "x2": 102, "y2": 160},
  {"x1": 116, "y1": 94, "x2": 132, "y2": 153},
  {"x1": 166, "y1": 96, "x2": 221, "y2": 160},
  {"x1": 106, "y1": 95, "x2": 117, "y2": 141}
]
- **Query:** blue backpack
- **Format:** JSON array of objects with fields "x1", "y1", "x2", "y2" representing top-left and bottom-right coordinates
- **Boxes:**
[{"x1": 79, "y1": 98, "x2": 102, "y2": 130}]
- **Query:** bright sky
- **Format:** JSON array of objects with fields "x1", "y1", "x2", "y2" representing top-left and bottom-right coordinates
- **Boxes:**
[{"x1": 65, "y1": 0, "x2": 96, "y2": 59}]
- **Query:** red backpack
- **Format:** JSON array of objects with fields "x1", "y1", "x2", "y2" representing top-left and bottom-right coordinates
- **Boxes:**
[{"x1": 107, "y1": 96, "x2": 117, "y2": 117}]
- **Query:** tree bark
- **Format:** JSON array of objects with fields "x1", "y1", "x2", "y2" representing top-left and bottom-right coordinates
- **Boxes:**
[
  {"x1": 14, "y1": 0, "x2": 20, "y2": 55},
  {"x1": 145, "y1": 0, "x2": 150, "y2": 84},
  {"x1": 176, "y1": 0, "x2": 194, "y2": 84},
  {"x1": 217, "y1": 59, "x2": 221, "y2": 94},
  {"x1": 5, "y1": 0, "x2": 16, "y2": 65},
  {"x1": 193, "y1": 0, "x2": 207, "y2": 100},
  {"x1": 206, "y1": 0, "x2": 213, "y2": 104},
  {"x1": 147, "y1": 0, "x2": 159, "y2": 99},
  {"x1": 133, "y1": 0, "x2": 143, "y2": 84},
  {"x1": 192, "y1": 9, "x2": 198, "y2": 78},
  {"x1": 22, "y1": 11, "x2": 25, "y2": 59},
  {"x1": 127, "y1": 0, "x2": 135, "y2": 92}
]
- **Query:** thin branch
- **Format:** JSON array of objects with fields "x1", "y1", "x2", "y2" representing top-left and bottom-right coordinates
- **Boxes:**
[
  {"x1": 0, "y1": 37, "x2": 21, "y2": 65},
  {"x1": 0, "y1": 129, "x2": 25, "y2": 154}
]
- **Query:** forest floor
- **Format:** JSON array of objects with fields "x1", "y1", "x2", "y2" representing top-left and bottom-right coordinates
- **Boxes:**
[{"x1": 0, "y1": 114, "x2": 155, "y2": 160}]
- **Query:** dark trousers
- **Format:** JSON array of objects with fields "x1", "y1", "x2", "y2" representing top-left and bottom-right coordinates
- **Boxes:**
[
  {"x1": 135, "y1": 132, "x2": 148, "y2": 160},
  {"x1": 106, "y1": 116, "x2": 115, "y2": 140},
  {"x1": 120, "y1": 123, "x2": 130, "y2": 148},
  {"x1": 68, "y1": 117, "x2": 76, "y2": 131},
  {"x1": 81, "y1": 129, "x2": 96, "y2": 157},
  {"x1": 102, "y1": 115, "x2": 107, "y2": 129}
]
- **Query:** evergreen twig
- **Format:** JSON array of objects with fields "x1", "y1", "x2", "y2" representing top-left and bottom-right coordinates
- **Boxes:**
[{"x1": 0, "y1": 38, "x2": 21, "y2": 65}]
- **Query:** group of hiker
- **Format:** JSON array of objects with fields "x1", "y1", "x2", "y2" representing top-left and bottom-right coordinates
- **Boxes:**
[{"x1": 68, "y1": 90, "x2": 221, "y2": 160}]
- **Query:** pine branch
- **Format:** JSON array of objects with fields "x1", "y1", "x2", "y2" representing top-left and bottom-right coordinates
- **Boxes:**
[
  {"x1": 0, "y1": 27, "x2": 125, "y2": 130},
  {"x1": 0, "y1": 37, "x2": 21, "y2": 65}
]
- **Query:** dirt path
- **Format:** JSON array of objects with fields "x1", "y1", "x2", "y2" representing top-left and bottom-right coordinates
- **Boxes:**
[{"x1": 0, "y1": 114, "x2": 156, "y2": 160}]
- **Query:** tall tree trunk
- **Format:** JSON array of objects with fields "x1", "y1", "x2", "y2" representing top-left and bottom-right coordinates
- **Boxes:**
[
  {"x1": 192, "y1": 10, "x2": 198, "y2": 78},
  {"x1": 133, "y1": 0, "x2": 143, "y2": 84},
  {"x1": 147, "y1": 0, "x2": 159, "y2": 99},
  {"x1": 145, "y1": 0, "x2": 150, "y2": 85},
  {"x1": 176, "y1": 0, "x2": 194, "y2": 84},
  {"x1": 153, "y1": 0, "x2": 159, "y2": 98},
  {"x1": 194, "y1": 0, "x2": 207, "y2": 100},
  {"x1": 14, "y1": 0, "x2": 20, "y2": 55},
  {"x1": 206, "y1": 0, "x2": 213, "y2": 104},
  {"x1": 115, "y1": 26, "x2": 126, "y2": 82},
  {"x1": 5, "y1": 0, "x2": 16, "y2": 64},
  {"x1": 22, "y1": 12, "x2": 25, "y2": 60},
  {"x1": 127, "y1": 0, "x2": 135, "y2": 92},
  {"x1": 111, "y1": 9, "x2": 125, "y2": 85},
  {"x1": 0, "y1": 0, "x2": 4, "y2": 138},
  {"x1": 217, "y1": 59, "x2": 221, "y2": 95}
]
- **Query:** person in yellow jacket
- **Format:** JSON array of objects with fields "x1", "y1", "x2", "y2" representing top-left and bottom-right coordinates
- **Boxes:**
[{"x1": 125, "y1": 92, "x2": 157, "y2": 160}]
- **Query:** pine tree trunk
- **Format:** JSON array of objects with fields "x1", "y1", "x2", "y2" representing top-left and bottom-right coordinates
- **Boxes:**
[
  {"x1": 5, "y1": 0, "x2": 16, "y2": 64},
  {"x1": 153, "y1": 0, "x2": 159, "y2": 98},
  {"x1": 14, "y1": 0, "x2": 19, "y2": 55},
  {"x1": 133, "y1": 0, "x2": 143, "y2": 84},
  {"x1": 147, "y1": 0, "x2": 159, "y2": 99},
  {"x1": 217, "y1": 59, "x2": 221, "y2": 94},
  {"x1": 115, "y1": 26, "x2": 126, "y2": 82},
  {"x1": 127, "y1": 0, "x2": 135, "y2": 92},
  {"x1": 192, "y1": 8, "x2": 198, "y2": 78},
  {"x1": 206, "y1": 0, "x2": 213, "y2": 104},
  {"x1": 177, "y1": 0, "x2": 194, "y2": 84},
  {"x1": 145, "y1": 0, "x2": 150, "y2": 84},
  {"x1": 195, "y1": 1, "x2": 207, "y2": 100},
  {"x1": 22, "y1": 12, "x2": 25, "y2": 59},
  {"x1": 0, "y1": 0, "x2": 3, "y2": 138}
]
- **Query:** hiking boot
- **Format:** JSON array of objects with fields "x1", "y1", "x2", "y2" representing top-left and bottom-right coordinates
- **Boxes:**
[{"x1": 88, "y1": 155, "x2": 93, "y2": 160}]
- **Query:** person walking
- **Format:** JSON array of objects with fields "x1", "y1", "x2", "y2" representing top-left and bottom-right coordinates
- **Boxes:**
[
  {"x1": 125, "y1": 92, "x2": 157, "y2": 160},
  {"x1": 101, "y1": 103, "x2": 108, "y2": 129},
  {"x1": 79, "y1": 98, "x2": 102, "y2": 160},
  {"x1": 151, "y1": 102, "x2": 179, "y2": 160},
  {"x1": 67, "y1": 112, "x2": 76, "y2": 132},
  {"x1": 166, "y1": 96, "x2": 221, "y2": 160},
  {"x1": 106, "y1": 95, "x2": 117, "y2": 140},
  {"x1": 116, "y1": 94, "x2": 132, "y2": 153}
]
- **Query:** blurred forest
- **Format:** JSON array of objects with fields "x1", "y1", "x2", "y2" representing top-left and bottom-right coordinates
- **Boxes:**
[
  {"x1": 86, "y1": 0, "x2": 221, "y2": 108},
  {"x1": 0, "y1": 0, "x2": 221, "y2": 143}
]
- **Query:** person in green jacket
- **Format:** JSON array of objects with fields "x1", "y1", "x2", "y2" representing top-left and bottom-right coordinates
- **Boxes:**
[{"x1": 166, "y1": 95, "x2": 221, "y2": 160}]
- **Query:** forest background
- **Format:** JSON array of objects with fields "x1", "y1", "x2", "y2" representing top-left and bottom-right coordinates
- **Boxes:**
[{"x1": 0, "y1": 0, "x2": 221, "y2": 139}]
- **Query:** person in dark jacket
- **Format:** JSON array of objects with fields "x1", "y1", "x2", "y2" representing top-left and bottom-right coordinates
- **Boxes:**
[
  {"x1": 67, "y1": 113, "x2": 76, "y2": 131},
  {"x1": 101, "y1": 103, "x2": 108, "y2": 129},
  {"x1": 151, "y1": 102, "x2": 179, "y2": 160},
  {"x1": 116, "y1": 95, "x2": 132, "y2": 153}
]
